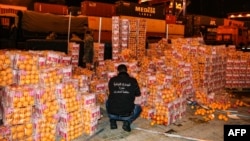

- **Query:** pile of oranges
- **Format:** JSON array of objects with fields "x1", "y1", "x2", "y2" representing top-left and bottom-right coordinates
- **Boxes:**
[
  {"x1": 96, "y1": 93, "x2": 107, "y2": 104},
  {"x1": 194, "y1": 90, "x2": 209, "y2": 106},
  {"x1": 15, "y1": 52, "x2": 38, "y2": 71},
  {"x1": 80, "y1": 92, "x2": 101, "y2": 136},
  {"x1": 209, "y1": 102, "x2": 231, "y2": 110},
  {"x1": 82, "y1": 106, "x2": 100, "y2": 123},
  {"x1": 0, "y1": 68, "x2": 13, "y2": 86},
  {"x1": 56, "y1": 81, "x2": 85, "y2": 140},
  {"x1": 81, "y1": 93, "x2": 96, "y2": 108},
  {"x1": 4, "y1": 106, "x2": 32, "y2": 125},
  {"x1": 161, "y1": 87, "x2": 176, "y2": 104},
  {"x1": 40, "y1": 68, "x2": 63, "y2": 85},
  {"x1": 10, "y1": 123, "x2": 33, "y2": 141},
  {"x1": 15, "y1": 52, "x2": 38, "y2": 85},
  {"x1": 0, "y1": 52, "x2": 11, "y2": 70},
  {"x1": 2, "y1": 85, "x2": 35, "y2": 140},
  {"x1": 62, "y1": 97, "x2": 81, "y2": 113},
  {"x1": 150, "y1": 103, "x2": 169, "y2": 126},
  {"x1": 36, "y1": 86, "x2": 56, "y2": 104},
  {"x1": 35, "y1": 119, "x2": 57, "y2": 141},
  {"x1": 140, "y1": 105, "x2": 155, "y2": 120},
  {"x1": 235, "y1": 99, "x2": 245, "y2": 107},
  {"x1": 4, "y1": 85, "x2": 35, "y2": 108},
  {"x1": 72, "y1": 74, "x2": 89, "y2": 89},
  {"x1": 41, "y1": 100, "x2": 59, "y2": 118},
  {"x1": 17, "y1": 69, "x2": 40, "y2": 85},
  {"x1": 0, "y1": 125, "x2": 11, "y2": 141},
  {"x1": 0, "y1": 52, "x2": 13, "y2": 86},
  {"x1": 59, "y1": 110, "x2": 84, "y2": 141},
  {"x1": 56, "y1": 83, "x2": 77, "y2": 99},
  {"x1": 218, "y1": 114, "x2": 228, "y2": 121},
  {"x1": 194, "y1": 108, "x2": 215, "y2": 121}
]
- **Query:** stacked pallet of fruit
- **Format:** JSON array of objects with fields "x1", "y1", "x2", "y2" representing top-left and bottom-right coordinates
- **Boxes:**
[
  {"x1": 56, "y1": 81, "x2": 83, "y2": 141},
  {"x1": 0, "y1": 51, "x2": 14, "y2": 86},
  {"x1": 0, "y1": 125, "x2": 11, "y2": 141},
  {"x1": 111, "y1": 16, "x2": 130, "y2": 61},
  {"x1": 72, "y1": 67, "x2": 94, "y2": 93},
  {"x1": 89, "y1": 78, "x2": 107, "y2": 104},
  {"x1": 111, "y1": 16, "x2": 147, "y2": 61},
  {"x1": 0, "y1": 50, "x2": 104, "y2": 141},
  {"x1": 93, "y1": 37, "x2": 192, "y2": 125},
  {"x1": 225, "y1": 47, "x2": 250, "y2": 88},
  {"x1": 32, "y1": 52, "x2": 64, "y2": 141},
  {"x1": 68, "y1": 43, "x2": 80, "y2": 67},
  {"x1": 128, "y1": 19, "x2": 138, "y2": 59},
  {"x1": 33, "y1": 85, "x2": 59, "y2": 141},
  {"x1": 80, "y1": 92, "x2": 100, "y2": 135},
  {"x1": 125, "y1": 42, "x2": 192, "y2": 125},
  {"x1": 93, "y1": 43, "x2": 105, "y2": 63},
  {"x1": 14, "y1": 52, "x2": 40, "y2": 85},
  {"x1": 111, "y1": 16, "x2": 120, "y2": 61},
  {"x1": 32, "y1": 51, "x2": 67, "y2": 141},
  {"x1": 32, "y1": 51, "x2": 63, "y2": 141},
  {"x1": 1, "y1": 51, "x2": 40, "y2": 141},
  {"x1": 119, "y1": 18, "x2": 129, "y2": 51},
  {"x1": 134, "y1": 87, "x2": 148, "y2": 106},
  {"x1": 171, "y1": 38, "x2": 227, "y2": 94},
  {"x1": 2, "y1": 85, "x2": 35, "y2": 141},
  {"x1": 136, "y1": 19, "x2": 146, "y2": 60}
]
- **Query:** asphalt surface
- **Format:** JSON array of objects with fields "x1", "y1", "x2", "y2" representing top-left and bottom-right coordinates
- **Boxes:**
[{"x1": 74, "y1": 91, "x2": 250, "y2": 141}]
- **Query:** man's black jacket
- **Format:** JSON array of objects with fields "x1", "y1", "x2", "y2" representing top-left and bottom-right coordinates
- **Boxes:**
[{"x1": 107, "y1": 72, "x2": 141, "y2": 115}]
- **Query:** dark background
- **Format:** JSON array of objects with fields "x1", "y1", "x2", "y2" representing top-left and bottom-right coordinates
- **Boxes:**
[
  {"x1": 1, "y1": 0, "x2": 250, "y2": 18},
  {"x1": 187, "y1": 0, "x2": 250, "y2": 18},
  {"x1": 63, "y1": 0, "x2": 250, "y2": 18}
]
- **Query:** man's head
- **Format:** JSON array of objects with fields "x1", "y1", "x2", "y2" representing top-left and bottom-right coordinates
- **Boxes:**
[{"x1": 117, "y1": 64, "x2": 127, "y2": 73}]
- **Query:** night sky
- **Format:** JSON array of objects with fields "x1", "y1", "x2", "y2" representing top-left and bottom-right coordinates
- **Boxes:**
[
  {"x1": 187, "y1": 0, "x2": 250, "y2": 18},
  {"x1": 64, "y1": 0, "x2": 250, "y2": 18},
  {"x1": 2, "y1": 0, "x2": 249, "y2": 18}
]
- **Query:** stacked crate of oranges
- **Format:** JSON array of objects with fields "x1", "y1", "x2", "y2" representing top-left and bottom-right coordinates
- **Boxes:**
[
  {"x1": 0, "y1": 51, "x2": 13, "y2": 86},
  {"x1": 2, "y1": 85, "x2": 35, "y2": 141}
]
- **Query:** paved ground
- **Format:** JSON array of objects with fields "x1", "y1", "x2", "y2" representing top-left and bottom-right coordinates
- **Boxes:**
[{"x1": 74, "y1": 92, "x2": 250, "y2": 141}]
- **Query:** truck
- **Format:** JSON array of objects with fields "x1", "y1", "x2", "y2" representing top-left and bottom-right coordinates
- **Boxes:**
[
  {"x1": 216, "y1": 25, "x2": 248, "y2": 48},
  {"x1": 201, "y1": 19, "x2": 249, "y2": 50}
]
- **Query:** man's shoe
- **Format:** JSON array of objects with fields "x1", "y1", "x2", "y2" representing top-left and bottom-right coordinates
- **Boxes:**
[
  {"x1": 122, "y1": 121, "x2": 131, "y2": 132},
  {"x1": 110, "y1": 120, "x2": 117, "y2": 129}
]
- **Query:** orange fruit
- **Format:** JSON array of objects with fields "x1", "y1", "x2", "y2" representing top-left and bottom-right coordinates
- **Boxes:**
[
  {"x1": 29, "y1": 100, "x2": 34, "y2": 105},
  {"x1": 0, "y1": 70, "x2": 6, "y2": 76},
  {"x1": 4, "y1": 58, "x2": 11, "y2": 65},
  {"x1": 28, "y1": 59, "x2": 34, "y2": 65},
  {"x1": 11, "y1": 127, "x2": 17, "y2": 133},
  {"x1": 26, "y1": 136, "x2": 33, "y2": 141},
  {"x1": 26, "y1": 123, "x2": 33, "y2": 129},
  {"x1": 16, "y1": 125, "x2": 24, "y2": 132},
  {"x1": 17, "y1": 131, "x2": 25, "y2": 140},
  {"x1": 31, "y1": 65, "x2": 37, "y2": 71},
  {"x1": 12, "y1": 133, "x2": 18, "y2": 140},
  {"x1": 19, "y1": 64, "x2": 25, "y2": 70},
  {"x1": 25, "y1": 128, "x2": 32, "y2": 136},
  {"x1": 25, "y1": 79, "x2": 31, "y2": 84},
  {"x1": 16, "y1": 101, "x2": 22, "y2": 108},
  {"x1": 26, "y1": 96, "x2": 32, "y2": 102},
  {"x1": 25, "y1": 64, "x2": 31, "y2": 71},
  {"x1": 218, "y1": 114, "x2": 223, "y2": 120},
  {"x1": 0, "y1": 60, "x2": 3, "y2": 66},
  {"x1": 2, "y1": 76, "x2": 7, "y2": 81},
  {"x1": 0, "y1": 54, "x2": 5, "y2": 60},
  {"x1": 7, "y1": 73, "x2": 13, "y2": 79}
]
